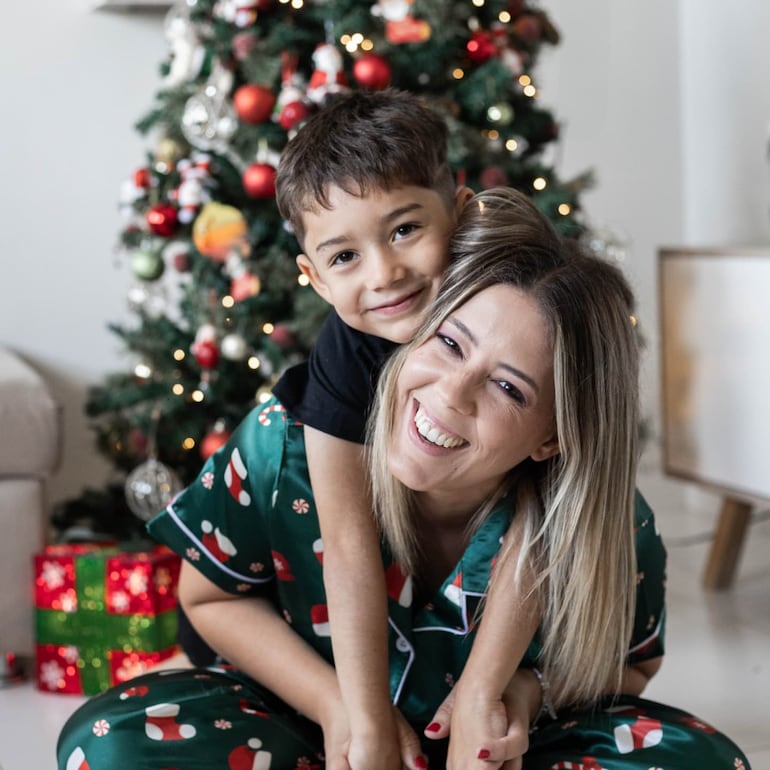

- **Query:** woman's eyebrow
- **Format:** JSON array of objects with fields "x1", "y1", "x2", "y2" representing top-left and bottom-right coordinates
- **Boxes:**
[{"x1": 447, "y1": 316, "x2": 539, "y2": 393}]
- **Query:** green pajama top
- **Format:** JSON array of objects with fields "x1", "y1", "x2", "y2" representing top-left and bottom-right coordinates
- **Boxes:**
[{"x1": 148, "y1": 397, "x2": 666, "y2": 725}]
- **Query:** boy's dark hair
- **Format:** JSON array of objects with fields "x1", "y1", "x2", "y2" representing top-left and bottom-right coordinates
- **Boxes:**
[{"x1": 275, "y1": 88, "x2": 455, "y2": 248}]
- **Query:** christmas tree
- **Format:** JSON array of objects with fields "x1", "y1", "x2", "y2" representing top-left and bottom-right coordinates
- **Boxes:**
[{"x1": 79, "y1": 0, "x2": 594, "y2": 530}]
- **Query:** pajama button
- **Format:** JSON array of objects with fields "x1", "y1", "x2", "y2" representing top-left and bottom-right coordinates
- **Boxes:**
[{"x1": 396, "y1": 637, "x2": 411, "y2": 653}]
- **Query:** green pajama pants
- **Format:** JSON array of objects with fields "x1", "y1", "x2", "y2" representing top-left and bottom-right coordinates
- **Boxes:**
[{"x1": 57, "y1": 666, "x2": 751, "y2": 770}]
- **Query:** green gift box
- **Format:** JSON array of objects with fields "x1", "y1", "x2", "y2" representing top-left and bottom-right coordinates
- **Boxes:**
[{"x1": 34, "y1": 543, "x2": 180, "y2": 695}]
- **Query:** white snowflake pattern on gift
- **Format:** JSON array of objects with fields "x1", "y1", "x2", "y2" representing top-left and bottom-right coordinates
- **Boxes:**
[
  {"x1": 186, "y1": 547, "x2": 201, "y2": 561},
  {"x1": 59, "y1": 591, "x2": 78, "y2": 613},
  {"x1": 110, "y1": 591, "x2": 130, "y2": 612},
  {"x1": 126, "y1": 567, "x2": 149, "y2": 595},
  {"x1": 201, "y1": 471, "x2": 215, "y2": 489},
  {"x1": 292, "y1": 498, "x2": 310, "y2": 514},
  {"x1": 41, "y1": 559, "x2": 67, "y2": 589},
  {"x1": 61, "y1": 645, "x2": 79, "y2": 663},
  {"x1": 92, "y1": 719, "x2": 111, "y2": 737},
  {"x1": 40, "y1": 659, "x2": 66, "y2": 690}
]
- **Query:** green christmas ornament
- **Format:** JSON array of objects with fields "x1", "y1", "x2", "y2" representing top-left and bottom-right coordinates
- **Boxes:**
[{"x1": 131, "y1": 249, "x2": 165, "y2": 281}]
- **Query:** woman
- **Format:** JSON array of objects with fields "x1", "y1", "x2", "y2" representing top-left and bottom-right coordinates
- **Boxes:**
[{"x1": 57, "y1": 189, "x2": 750, "y2": 770}]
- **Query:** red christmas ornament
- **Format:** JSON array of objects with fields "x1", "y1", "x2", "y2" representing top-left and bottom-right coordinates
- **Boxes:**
[
  {"x1": 513, "y1": 13, "x2": 542, "y2": 44},
  {"x1": 480, "y1": 166, "x2": 510, "y2": 189},
  {"x1": 233, "y1": 84, "x2": 276, "y2": 124},
  {"x1": 353, "y1": 53, "x2": 392, "y2": 90},
  {"x1": 466, "y1": 30, "x2": 496, "y2": 63},
  {"x1": 146, "y1": 203, "x2": 179, "y2": 237},
  {"x1": 270, "y1": 323, "x2": 295, "y2": 349},
  {"x1": 278, "y1": 100, "x2": 311, "y2": 131},
  {"x1": 242, "y1": 163, "x2": 276, "y2": 198},
  {"x1": 193, "y1": 340, "x2": 220, "y2": 369},
  {"x1": 172, "y1": 251, "x2": 191, "y2": 272},
  {"x1": 133, "y1": 167, "x2": 151, "y2": 188},
  {"x1": 200, "y1": 426, "x2": 232, "y2": 460}
]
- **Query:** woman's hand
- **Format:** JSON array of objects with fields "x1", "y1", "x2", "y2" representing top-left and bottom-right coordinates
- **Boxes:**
[{"x1": 425, "y1": 670, "x2": 541, "y2": 770}]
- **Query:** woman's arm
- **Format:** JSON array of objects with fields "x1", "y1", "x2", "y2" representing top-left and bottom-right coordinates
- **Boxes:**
[{"x1": 179, "y1": 561, "x2": 345, "y2": 730}]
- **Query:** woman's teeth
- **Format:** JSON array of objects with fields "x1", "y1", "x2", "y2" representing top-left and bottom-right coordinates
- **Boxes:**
[{"x1": 414, "y1": 406, "x2": 465, "y2": 448}]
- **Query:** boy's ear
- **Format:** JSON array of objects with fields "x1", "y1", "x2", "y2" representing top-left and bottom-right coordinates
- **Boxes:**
[
  {"x1": 453, "y1": 185, "x2": 474, "y2": 216},
  {"x1": 529, "y1": 433, "x2": 560, "y2": 463},
  {"x1": 296, "y1": 254, "x2": 332, "y2": 304}
]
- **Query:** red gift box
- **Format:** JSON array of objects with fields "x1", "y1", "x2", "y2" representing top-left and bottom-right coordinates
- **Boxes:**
[{"x1": 34, "y1": 543, "x2": 180, "y2": 695}]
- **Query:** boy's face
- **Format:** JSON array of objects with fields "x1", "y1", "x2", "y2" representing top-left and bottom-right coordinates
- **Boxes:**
[{"x1": 296, "y1": 184, "x2": 469, "y2": 343}]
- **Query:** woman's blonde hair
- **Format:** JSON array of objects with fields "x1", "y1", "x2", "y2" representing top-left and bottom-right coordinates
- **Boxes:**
[{"x1": 367, "y1": 187, "x2": 640, "y2": 708}]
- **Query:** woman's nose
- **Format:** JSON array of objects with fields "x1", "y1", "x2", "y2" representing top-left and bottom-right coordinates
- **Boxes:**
[{"x1": 435, "y1": 370, "x2": 476, "y2": 415}]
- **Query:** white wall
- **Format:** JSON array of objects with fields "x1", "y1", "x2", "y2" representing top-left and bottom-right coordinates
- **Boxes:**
[
  {"x1": 536, "y1": 0, "x2": 684, "y2": 452},
  {"x1": 2, "y1": 1, "x2": 763, "y2": 511},
  {"x1": 680, "y1": 0, "x2": 770, "y2": 245},
  {"x1": 0, "y1": 2, "x2": 168, "y2": 506}
]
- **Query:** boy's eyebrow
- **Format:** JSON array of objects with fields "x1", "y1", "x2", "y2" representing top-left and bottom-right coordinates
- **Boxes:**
[
  {"x1": 447, "y1": 317, "x2": 540, "y2": 392},
  {"x1": 313, "y1": 202, "x2": 426, "y2": 255}
]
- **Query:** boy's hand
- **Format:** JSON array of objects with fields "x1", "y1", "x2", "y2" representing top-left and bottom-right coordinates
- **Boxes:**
[{"x1": 424, "y1": 674, "x2": 534, "y2": 770}]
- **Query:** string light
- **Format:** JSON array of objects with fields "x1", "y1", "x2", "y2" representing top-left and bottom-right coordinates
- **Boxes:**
[
  {"x1": 134, "y1": 362, "x2": 152, "y2": 379},
  {"x1": 533, "y1": 177, "x2": 547, "y2": 191},
  {"x1": 182, "y1": 437, "x2": 196, "y2": 450},
  {"x1": 452, "y1": 68, "x2": 465, "y2": 80},
  {"x1": 558, "y1": 203, "x2": 571, "y2": 216},
  {"x1": 173, "y1": 349, "x2": 185, "y2": 361},
  {"x1": 191, "y1": 389, "x2": 205, "y2": 402},
  {"x1": 498, "y1": 11, "x2": 511, "y2": 23},
  {"x1": 222, "y1": 295, "x2": 235, "y2": 308},
  {"x1": 523, "y1": 84, "x2": 537, "y2": 98},
  {"x1": 297, "y1": 273, "x2": 310, "y2": 287},
  {"x1": 262, "y1": 322, "x2": 275, "y2": 335},
  {"x1": 172, "y1": 383, "x2": 184, "y2": 396},
  {"x1": 472, "y1": 0, "x2": 485, "y2": 6},
  {"x1": 248, "y1": 356, "x2": 261, "y2": 370},
  {"x1": 505, "y1": 138, "x2": 519, "y2": 152},
  {"x1": 629, "y1": 315, "x2": 638, "y2": 327}
]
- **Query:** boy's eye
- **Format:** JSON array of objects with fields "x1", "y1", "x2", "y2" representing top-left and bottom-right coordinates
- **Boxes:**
[
  {"x1": 331, "y1": 250, "x2": 357, "y2": 266},
  {"x1": 393, "y1": 223, "x2": 418, "y2": 240}
]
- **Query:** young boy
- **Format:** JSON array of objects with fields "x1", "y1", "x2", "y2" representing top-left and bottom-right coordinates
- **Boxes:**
[{"x1": 272, "y1": 90, "x2": 542, "y2": 770}]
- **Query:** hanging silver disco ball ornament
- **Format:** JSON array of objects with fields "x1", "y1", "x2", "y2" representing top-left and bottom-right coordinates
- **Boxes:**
[{"x1": 125, "y1": 457, "x2": 183, "y2": 521}]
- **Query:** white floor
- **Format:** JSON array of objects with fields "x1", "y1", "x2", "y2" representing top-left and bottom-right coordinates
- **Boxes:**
[{"x1": 1, "y1": 457, "x2": 769, "y2": 769}]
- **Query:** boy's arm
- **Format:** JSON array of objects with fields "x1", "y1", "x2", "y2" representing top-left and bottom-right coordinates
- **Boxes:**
[
  {"x1": 305, "y1": 425, "x2": 405, "y2": 770},
  {"x1": 426, "y1": 514, "x2": 542, "y2": 769}
]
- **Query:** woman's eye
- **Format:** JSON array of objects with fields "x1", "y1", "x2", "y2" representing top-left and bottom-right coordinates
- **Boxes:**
[
  {"x1": 331, "y1": 251, "x2": 357, "y2": 266},
  {"x1": 496, "y1": 380, "x2": 526, "y2": 405},
  {"x1": 437, "y1": 333, "x2": 461, "y2": 354}
]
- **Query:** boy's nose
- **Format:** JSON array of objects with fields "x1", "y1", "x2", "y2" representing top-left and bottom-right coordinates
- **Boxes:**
[{"x1": 368, "y1": 253, "x2": 407, "y2": 289}]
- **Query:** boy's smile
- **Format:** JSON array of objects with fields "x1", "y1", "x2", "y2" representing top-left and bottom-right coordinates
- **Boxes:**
[{"x1": 296, "y1": 183, "x2": 464, "y2": 343}]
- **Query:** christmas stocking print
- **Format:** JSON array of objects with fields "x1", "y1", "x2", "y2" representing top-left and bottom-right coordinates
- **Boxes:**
[
  {"x1": 144, "y1": 702, "x2": 197, "y2": 741},
  {"x1": 66, "y1": 746, "x2": 90, "y2": 770},
  {"x1": 224, "y1": 447, "x2": 251, "y2": 506},
  {"x1": 228, "y1": 737, "x2": 272, "y2": 770},
  {"x1": 613, "y1": 715, "x2": 663, "y2": 754}
]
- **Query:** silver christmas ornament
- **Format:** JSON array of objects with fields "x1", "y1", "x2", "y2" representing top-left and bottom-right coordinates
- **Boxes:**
[{"x1": 125, "y1": 457, "x2": 183, "y2": 521}]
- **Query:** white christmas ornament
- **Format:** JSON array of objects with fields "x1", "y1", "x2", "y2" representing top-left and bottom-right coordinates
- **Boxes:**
[
  {"x1": 221, "y1": 332, "x2": 249, "y2": 361},
  {"x1": 163, "y1": 5, "x2": 207, "y2": 88}
]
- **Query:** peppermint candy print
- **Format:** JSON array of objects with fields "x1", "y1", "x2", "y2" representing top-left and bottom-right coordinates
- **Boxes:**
[
  {"x1": 92, "y1": 719, "x2": 111, "y2": 737},
  {"x1": 201, "y1": 471, "x2": 215, "y2": 489},
  {"x1": 292, "y1": 498, "x2": 309, "y2": 514}
]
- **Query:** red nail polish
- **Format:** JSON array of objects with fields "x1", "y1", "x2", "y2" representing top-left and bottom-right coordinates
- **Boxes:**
[
  {"x1": 477, "y1": 749, "x2": 491, "y2": 760},
  {"x1": 415, "y1": 756, "x2": 428, "y2": 769},
  {"x1": 426, "y1": 722, "x2": 441, "y2": 733}
]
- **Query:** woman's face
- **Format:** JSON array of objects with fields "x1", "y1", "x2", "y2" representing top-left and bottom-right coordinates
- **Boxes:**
[{"x1": 388, "y1": 284, "x2": 560, "y2": 511}]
